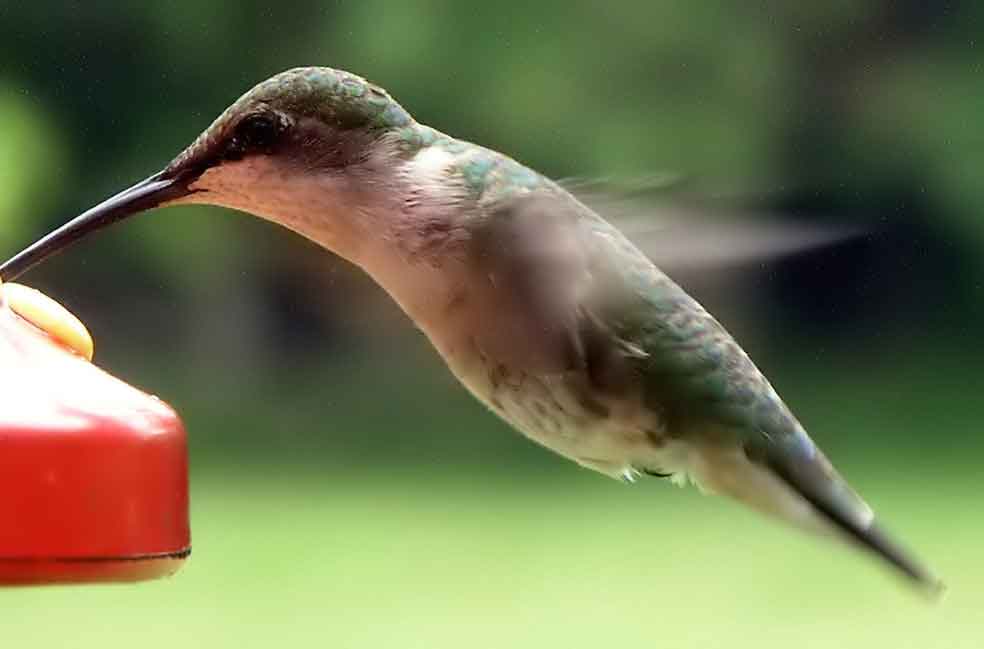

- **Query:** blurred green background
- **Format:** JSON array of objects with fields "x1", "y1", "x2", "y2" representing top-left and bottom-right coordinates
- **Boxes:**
[{"x1": 1, "y1": 1, "x2": 982, "y2": 647}]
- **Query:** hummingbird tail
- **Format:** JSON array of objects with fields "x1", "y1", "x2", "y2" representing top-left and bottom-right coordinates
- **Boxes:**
[
  {"x1": 689, "y1": 435, "x2": 944, "y2": 598},
  {"x1": 766, "y1": 453, "x2": 945, "y2": 599},
  {"x1": 755, "y1": 433, "x2": 946, "y2": 599}
]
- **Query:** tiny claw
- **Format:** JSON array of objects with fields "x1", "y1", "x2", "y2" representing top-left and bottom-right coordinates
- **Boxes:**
[{"x1": 643, "y1": 469, "x2": 674, "y2": 478}]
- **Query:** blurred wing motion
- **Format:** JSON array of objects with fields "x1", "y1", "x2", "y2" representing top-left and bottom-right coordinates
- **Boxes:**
[
  {"x1": 483, "y1": 187, "x2": 942, "y2": 598},
  {"x1": 564, "y1": 176, "x2": 867, "y2": 272}
]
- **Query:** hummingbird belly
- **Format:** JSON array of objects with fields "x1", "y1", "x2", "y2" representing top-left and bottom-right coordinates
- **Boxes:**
[
  {"x1": 446, "y1": 345, "x2": 689, "y2": 481},
  {"x1": 408, "y1": 265, "x2": 691, "y2": 482}
]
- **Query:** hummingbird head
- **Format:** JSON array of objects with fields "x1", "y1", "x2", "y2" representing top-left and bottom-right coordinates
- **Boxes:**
[
  {"x1": 168, "y1": 67, "x2": 415, "y2": 180},
  {"x1": 0, "y1": 67, "x2": 421, "y2": 280}
]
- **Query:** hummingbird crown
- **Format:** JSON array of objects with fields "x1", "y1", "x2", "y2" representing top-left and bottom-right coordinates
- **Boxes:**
[
  {"x1": 238, "y1": 66, "x2": 413, "y2": 130},
  {"x1": 167, "y1": 67, "x2": 415, "y2": 175}
]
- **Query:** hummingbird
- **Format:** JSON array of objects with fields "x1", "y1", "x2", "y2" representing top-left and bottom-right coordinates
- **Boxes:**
[{"x1": 0, "y1": 66, "x2": 942, "y2": 596}]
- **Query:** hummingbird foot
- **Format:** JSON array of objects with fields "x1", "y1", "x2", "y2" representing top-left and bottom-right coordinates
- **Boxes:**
[
  {"x1": 642, "y1": 469, "x2": 674, "y2": 479},
  {"x1": 619, "y1": 467, "x2": 641, "y2": 483}
]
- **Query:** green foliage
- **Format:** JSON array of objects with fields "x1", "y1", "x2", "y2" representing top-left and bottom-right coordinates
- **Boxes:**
[{"x1": 0, "y1": 88, "x2": 63, "y2": 245}]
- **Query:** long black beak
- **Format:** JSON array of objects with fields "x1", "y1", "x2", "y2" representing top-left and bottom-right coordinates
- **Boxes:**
[{"x1": 0, "y1": 170, "x2": 193, "y2": 281}]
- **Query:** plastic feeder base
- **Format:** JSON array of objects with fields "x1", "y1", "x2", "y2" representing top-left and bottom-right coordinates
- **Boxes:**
[{"x1": 0, "y1": 302, "x2": 191, "y2": 586}]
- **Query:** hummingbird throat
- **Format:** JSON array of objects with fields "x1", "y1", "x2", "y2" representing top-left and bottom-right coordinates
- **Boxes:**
[{"x1": 184, "y1": 156, "x2": 384, "y2": 263}]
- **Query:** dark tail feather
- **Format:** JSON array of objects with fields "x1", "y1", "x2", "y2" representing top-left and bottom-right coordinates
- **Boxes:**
[{"x1": 764, "y1": 444, "x2": 946, "y2": 600}]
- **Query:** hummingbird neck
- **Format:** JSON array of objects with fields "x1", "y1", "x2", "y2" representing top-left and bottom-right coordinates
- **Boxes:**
[
  {"x1": 187, "y1": 155, "x2": 392, "y2": 260},
  {"x1": 186, "y1": 147, "x2": 471, "y2": 328}
]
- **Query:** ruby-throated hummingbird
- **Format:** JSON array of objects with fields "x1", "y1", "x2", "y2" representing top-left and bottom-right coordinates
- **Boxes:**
[{"x1": 0, "y1": 67, "x2": 942, "y2": 595}]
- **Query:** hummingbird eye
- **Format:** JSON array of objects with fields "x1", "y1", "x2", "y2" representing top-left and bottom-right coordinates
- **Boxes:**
[{"x1": 227, "y1": 112, "x2": 285, "y2": 158}]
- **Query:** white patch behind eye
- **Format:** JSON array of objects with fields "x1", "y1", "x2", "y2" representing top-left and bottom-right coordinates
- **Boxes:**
[{"x1": 406, "y1": 146, "x2": 455, "y2": 187}]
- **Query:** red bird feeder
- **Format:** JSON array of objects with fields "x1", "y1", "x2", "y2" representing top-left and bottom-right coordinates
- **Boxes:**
[{"x1": 0, "y1": 283, "x2": 190, "y2": 585}]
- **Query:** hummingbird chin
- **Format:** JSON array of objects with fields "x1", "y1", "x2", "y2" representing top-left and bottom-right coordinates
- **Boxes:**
[{"x1": 0, "y1": 67, "x2": 943, "y2": 596}]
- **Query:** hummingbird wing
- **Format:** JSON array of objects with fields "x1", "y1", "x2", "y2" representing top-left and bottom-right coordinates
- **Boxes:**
[
  {"x1": 486, "y1": 185, "x2": 941, "y2": 596},
  {"x1": 563, "y1": 176, "x2": 866, "y2": 272}
]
